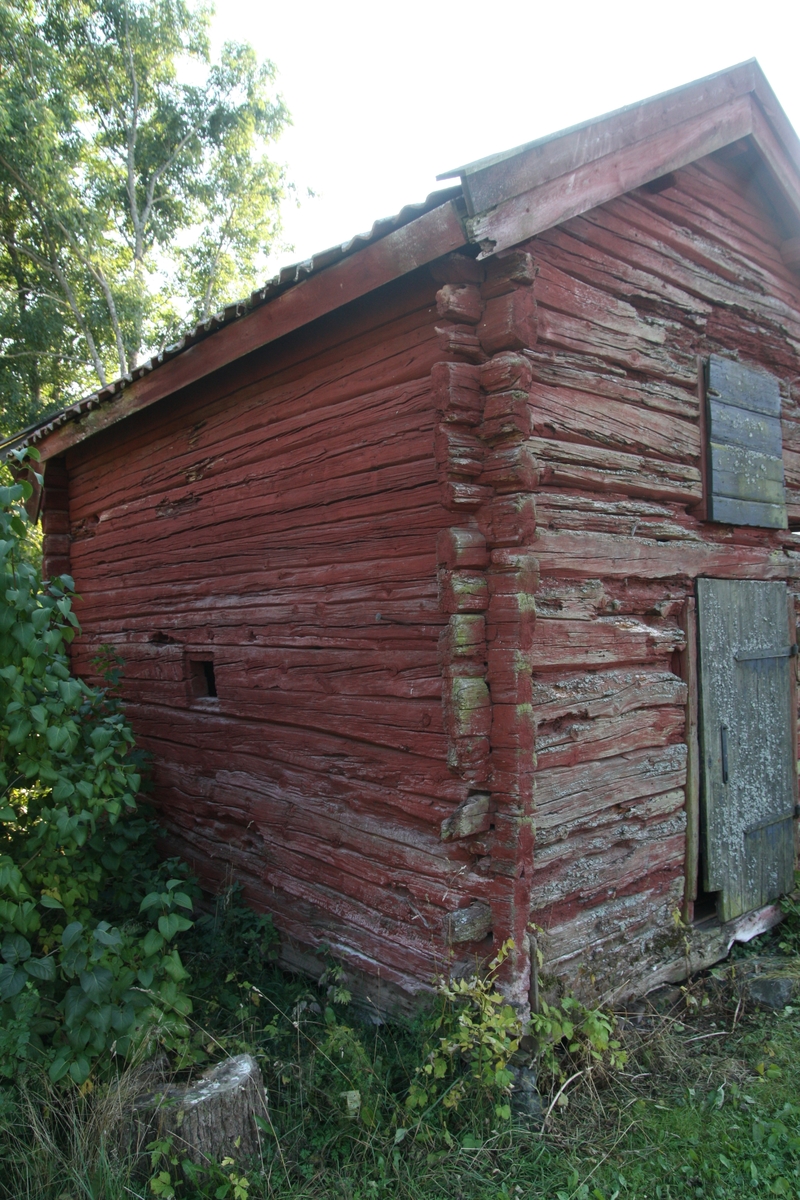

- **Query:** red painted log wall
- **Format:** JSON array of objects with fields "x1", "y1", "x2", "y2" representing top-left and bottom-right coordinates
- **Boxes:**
[
  {"x1": 44, "y1": 147, "x2": 800, "y2": 1011},
  {"x1": 522, "y1": 152, "x2": 800, "y2": 999},
  {"x1": 62, "y1": 269, "x2": 496, "y2": 1009}
]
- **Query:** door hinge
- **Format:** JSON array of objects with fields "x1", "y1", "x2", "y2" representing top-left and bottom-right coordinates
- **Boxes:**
[{"x1": 735, "y1": 643, "x2": 798, "y2": 662}]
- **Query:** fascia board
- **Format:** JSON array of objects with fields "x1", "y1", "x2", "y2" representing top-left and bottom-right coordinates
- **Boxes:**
[
  {"x1": 750, "y1": 60, "x2": 800, "y2": 177},
  {"x1": 466, "y1": 93, "x2": 800, "y2": 257},
  {"x1": 453, "y1": 60, "x2": 760, "y2": 218}
]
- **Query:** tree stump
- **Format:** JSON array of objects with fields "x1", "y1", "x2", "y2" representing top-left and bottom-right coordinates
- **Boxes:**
[{"x1": 130, "y1": 1054, "x2": 268, "y2": 1166}]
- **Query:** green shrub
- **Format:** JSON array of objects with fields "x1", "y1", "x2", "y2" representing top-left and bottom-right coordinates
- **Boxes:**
[
  {"x1": 529, "y1": 994, "x2": 627, "y2": 1080},
  {"x1": 402, "y1": 938, "x2": 626, "y2": 1142},
  {"x1": 403, "y1": 940, "x2": 524, "y2": 1135},
  {"x1": 0, "y1": 450, "x2": 194, "y2": 1085}
]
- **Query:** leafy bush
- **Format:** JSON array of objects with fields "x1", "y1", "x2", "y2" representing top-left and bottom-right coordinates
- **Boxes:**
[
  {"x1": 184, "y1": 881, "x2": 279, "y2": 1002},
  {"x1": 0, "y1": 450, "x2": 194, "y2": 1084},
  {"x1": 3, "y1": 959, "x2": 800, "y2": 1200},
  {"x1": 404, "y1": 940, "x2": 523, "y2": 1130},
  {"x1": 529, "y1": 994, "x2": 627, "y2": 1080},
  {"x1": 402, "y1": 938, "x2": 625, "y2": 1144}
]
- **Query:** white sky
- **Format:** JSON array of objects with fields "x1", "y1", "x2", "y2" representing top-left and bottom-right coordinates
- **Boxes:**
[{"x1": 210, "y1": 0, "x2": 800, "y2": 278}]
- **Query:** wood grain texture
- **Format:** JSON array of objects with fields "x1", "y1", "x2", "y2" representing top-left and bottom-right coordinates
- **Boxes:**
[
  {"x1": 41, "y1": 456, "x2": 71, "y2": 581},
  {"x1": 62, "y1": 270, "x2": 507, "y2": 1004},
  {"x1": 468, "y1": 97, "x2": 755, "y2": 255},
  {"x1": 696, "y1": 579, "x2": 796, "y2": 921},
  {"x1": 680, "y1": 598, "x2": 701, "y2": 923},
  {"x1": 454, "y1": 61, "x2": 795, "y2": 217},
  {"x1": 36, "y1": 201, "x2": 468, "y2": 462},
  {"x1": 523, "y1": 155, "x2": 800, "y2": 999},
  {"x1": 706, "y1": 354, "x2": 788, "y2": 528}
]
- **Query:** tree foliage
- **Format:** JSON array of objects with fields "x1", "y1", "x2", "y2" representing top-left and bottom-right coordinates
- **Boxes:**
[
  {"x1": 0, "y1": 0, "x2": 290, "y2": 436},
  {"x1": 0, "y1": 450, "x2": 195, "y2": 1084}
]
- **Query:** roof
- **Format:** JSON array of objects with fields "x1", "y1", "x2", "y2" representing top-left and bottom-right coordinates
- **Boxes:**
[
  {"x1": 439, "y1": 59, "x2": 800, "y2": 206},
  {"x1": 7, "y1": 59, "x2": 800, "y2": 463},
  {"x1": 441, "y1": 58, "x2": 800, "y2": 254}
]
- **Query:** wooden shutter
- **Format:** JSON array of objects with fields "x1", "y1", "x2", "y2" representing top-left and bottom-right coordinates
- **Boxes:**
[
  {"x1": 696, "y1": 578, "x2": 797, "y2": 922},
  {"x1": 705, "y1": 356, "x2": 787, "y2": 529}
]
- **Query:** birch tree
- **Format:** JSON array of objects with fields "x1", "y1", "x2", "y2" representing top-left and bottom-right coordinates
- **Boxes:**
[{"x1": 0, "y1": 0, "x2": 290, "y2": 436}]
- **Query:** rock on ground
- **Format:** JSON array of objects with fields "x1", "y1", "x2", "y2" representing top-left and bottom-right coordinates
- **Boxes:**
[{"x1": 739, "y1": 958, "x2": 800, "y2": 1010}]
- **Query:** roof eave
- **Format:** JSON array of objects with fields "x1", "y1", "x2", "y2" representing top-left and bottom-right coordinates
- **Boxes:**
[
  {"x1": 5, "y1": 193, "x2": 468, "y2": 463},
  {"x1": 456, "y1": 62, "x2": 800, "y2": 258},
  {"x1": 441, "y1": 60, "x2": 800, "y2": 224},
  {"x1": 9, "y1": 63, "x2": 800, "y2": 466}
]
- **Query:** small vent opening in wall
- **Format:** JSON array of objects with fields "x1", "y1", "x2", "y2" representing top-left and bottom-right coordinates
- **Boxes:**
[{"x1": 189, "y1": 658, "x2": 217, "y2": 699}]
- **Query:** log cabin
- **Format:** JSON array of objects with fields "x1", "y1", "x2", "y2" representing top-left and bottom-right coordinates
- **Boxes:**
[{"x1": 5, "y1": 60, "x2": 800, "y2": 1014}]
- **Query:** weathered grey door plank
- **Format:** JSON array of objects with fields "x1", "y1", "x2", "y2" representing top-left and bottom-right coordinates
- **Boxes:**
[{"x1": 696, "y1": 578, "x2": 796, "y2": 923}]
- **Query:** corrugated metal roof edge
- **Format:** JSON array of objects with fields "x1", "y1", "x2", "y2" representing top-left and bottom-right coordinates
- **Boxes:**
[{"x1": 1, "y1": 184, "x2": 463, "y2": 458}]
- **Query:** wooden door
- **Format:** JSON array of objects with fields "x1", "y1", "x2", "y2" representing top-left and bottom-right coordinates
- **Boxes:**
[{"x1": 696, "y1": 578, "x2": 797, "y2": 922}]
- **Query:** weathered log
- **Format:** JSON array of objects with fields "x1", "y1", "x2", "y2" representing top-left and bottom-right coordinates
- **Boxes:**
[
  {"x1": 530, "y1": 668, "x2": 687, "y2": 721},
  {"x1": 52, "y1": 134, "x2": 800, "y2": 1016},
  {"x1": 482, "y1": 390, "x2": 533, "y2": 443},
  {"x1": 431, "y1": 360, "x2": 483, "y2": 425},
  {"x1": 436, "y1": 527, "x2": 488, "y2": 571},
  {"x1": 438, "y1": 569, "x2": 489, "y2": 613},
  {"x1": 477, "y1": 289, "x2": 538, "y2": 355},
  {"x1": 434, "y1": 424, "x2": 485, "y2": 480},
  {"x1": 535, "y1": 705, "x2": 685, "y2": 769},
  {"x1": 440, "y1": 793, "x2": 491, "y2": 841},
  {"x1": 429, "y1": 252, "x2": 485, "y2": 285},
  {"x1": 480, "y1": 351, "x2": 533, "y2": 393},
  {"x1": 477, "y1": 492, "x2": 537, "y2": 547},
  {"x1": 438, "y1": 612, "x2": 486, "y2": 660},
  {"x1": 445, "y1": 901, "x2": 493, "y2": 943},
  {"x1": 481, "y1": 251, "x2": 537, "y2": 299},
  {"x1": 527, "y1": 435, "x2": 702, "y2": 504},
  {"x1": 436, "y1": 323, "x2": 485, "y2": 361},
  {"x1": 781, "y1": 237, "x2": 800, "y2": 272},
  {"x1": 530, "y1": 381, "x2": 699, "y2": 462},
  {"x1": 442, "y1": 676, "x2": 491, "y2": 740},
  {"x1": 436, "y1": 283, "x2": 484, "y2": 325}
]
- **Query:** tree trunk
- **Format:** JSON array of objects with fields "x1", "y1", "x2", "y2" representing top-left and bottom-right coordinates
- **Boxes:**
[{"x1": 128, "y1": 1053, "x2": 268, "y2": 1167}]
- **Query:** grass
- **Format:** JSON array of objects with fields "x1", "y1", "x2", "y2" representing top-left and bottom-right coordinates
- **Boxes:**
[
  {"x1": 263, "y1": 969, "x2": 800, "y2": 1200},
  {"x1": 1, "y1": 909, "x2": 799, "y2": 1200}
]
